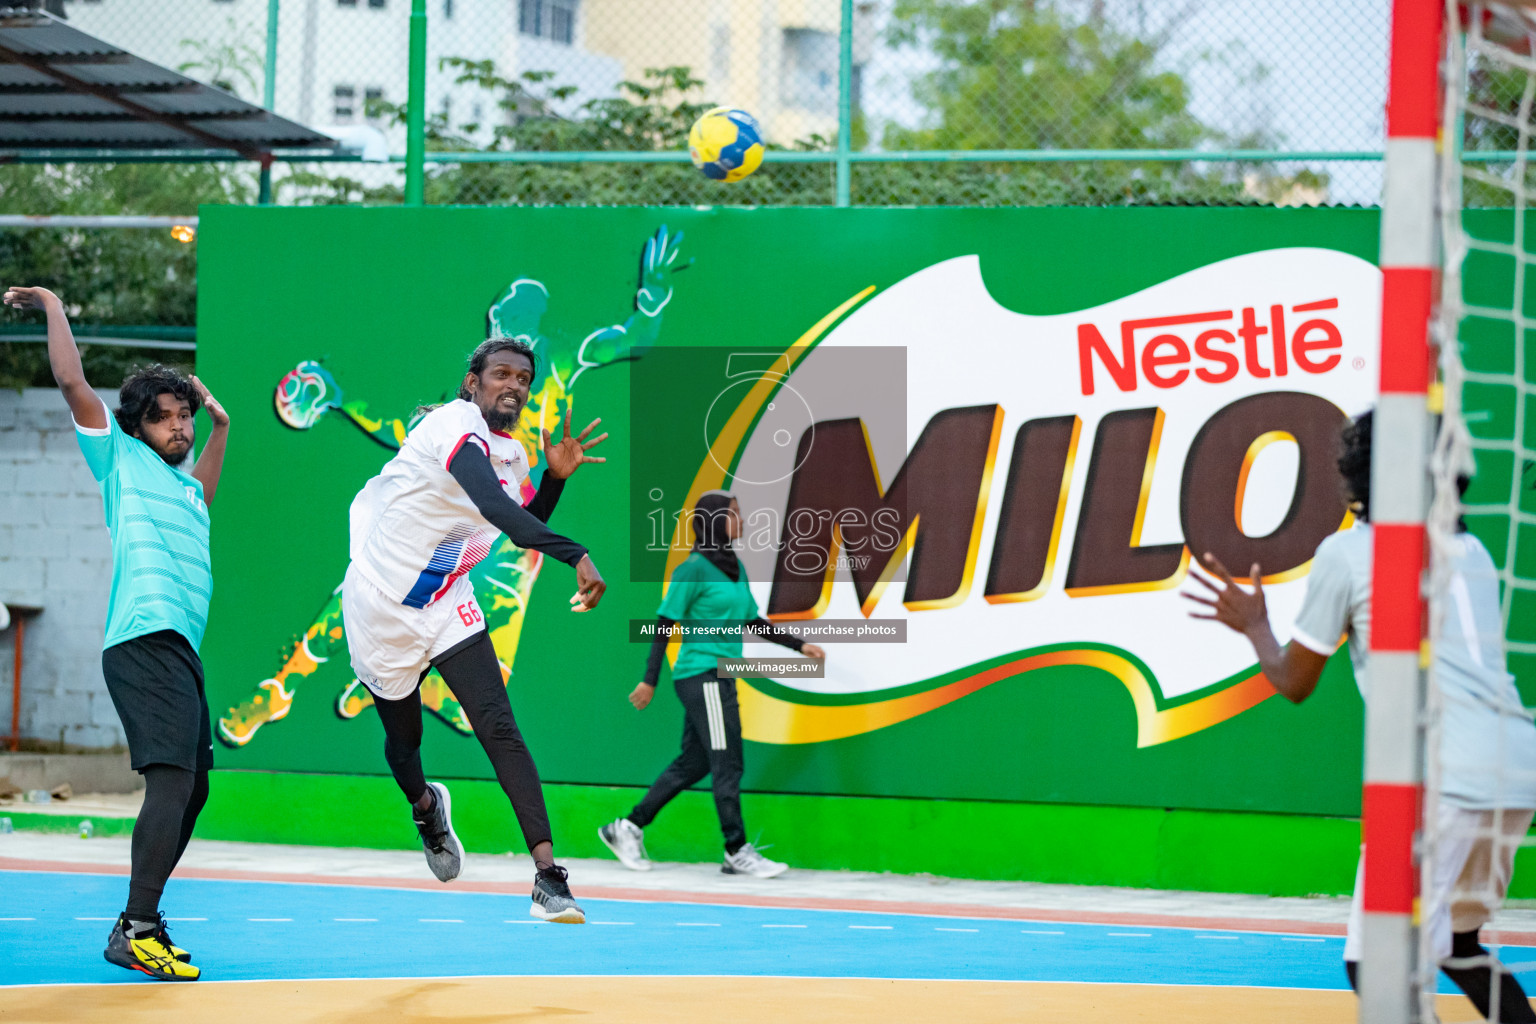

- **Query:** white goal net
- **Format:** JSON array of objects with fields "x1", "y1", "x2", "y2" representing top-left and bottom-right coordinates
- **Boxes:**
[{"x1": 1421, "y1": 2, "x2": 1536, "y2": 1020}]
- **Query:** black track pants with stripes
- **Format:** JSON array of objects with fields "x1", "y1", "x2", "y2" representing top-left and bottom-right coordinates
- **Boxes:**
[{"x1": 628, "y1": 671, "x2": 746, "y2": 853}]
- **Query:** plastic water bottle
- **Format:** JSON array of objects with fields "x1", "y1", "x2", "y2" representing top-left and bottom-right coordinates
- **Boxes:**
[
  {"x1": 24, "y1": 789, "x2": 50, "y2": 804},
  {"x1": 0, "y1": 817, "x2": 12, "y2": 834},
  {"x1": 79, "y1": 820, "x2": 93, "y2": 839}
]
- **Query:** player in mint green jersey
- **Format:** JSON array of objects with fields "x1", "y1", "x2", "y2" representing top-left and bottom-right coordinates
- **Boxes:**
[{"x1": 5, "y1": 285, "x2": 230, "y2": 982}]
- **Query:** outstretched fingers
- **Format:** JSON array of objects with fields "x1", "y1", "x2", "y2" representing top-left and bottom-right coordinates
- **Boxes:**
[
  {"x1": 1201, "y1": 552, "x2": 1240, "y2": 588},
  {"x1": 1187, "y1": 569, "x2": 1223, "y2": 595}
]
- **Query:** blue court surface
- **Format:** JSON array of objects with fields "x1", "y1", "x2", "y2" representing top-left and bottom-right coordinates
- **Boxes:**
[{"x1": 0, "y1": 866, "x2": 1408, "y2": 990}]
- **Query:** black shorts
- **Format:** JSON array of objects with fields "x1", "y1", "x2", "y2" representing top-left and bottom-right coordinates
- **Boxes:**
[{"x1": 101, "y1": 630, "x2": 213, "y2": 773}]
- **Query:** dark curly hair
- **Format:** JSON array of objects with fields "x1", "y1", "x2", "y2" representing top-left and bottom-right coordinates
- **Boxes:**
[
  {"x1": 1338, "y1": 409, "x2": 1372, "y2": 521},
  {"x1": 457, "y1": 336, "x2": 537, "y2": 401},
  {"x1": 115, "y1": 364, "x2": 201, "y2": 437}
]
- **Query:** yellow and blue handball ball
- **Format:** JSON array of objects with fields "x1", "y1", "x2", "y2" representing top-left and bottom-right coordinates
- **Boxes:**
[{"x1": 688, "y1": 106, "x2": 765, "y2": 183}]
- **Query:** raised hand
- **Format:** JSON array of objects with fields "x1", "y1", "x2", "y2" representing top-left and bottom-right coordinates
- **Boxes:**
[
  {"x1": 542, "y1": 397, "x2": 609, "y2": 479},
  {"x1": 1184, "y1": 553, "x2": 1268, "y2": 637},
  {"x1": 190, "y1": 375, "x2": 230, "y2": 428},
  {"x1": 3, "y1": 285, "x2": 59, "y2": 311},
  {"x1": 636, "y1": 224, "x2": 686, "y2": 317}
]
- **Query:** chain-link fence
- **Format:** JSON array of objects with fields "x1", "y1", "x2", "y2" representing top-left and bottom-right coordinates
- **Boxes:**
[{"x1": 12, "y1": 0, "x2": 1398, "y2": 208}]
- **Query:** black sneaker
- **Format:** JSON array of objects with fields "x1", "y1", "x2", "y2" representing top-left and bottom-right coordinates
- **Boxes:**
[
  {"x1": 529, "y1": 864, "x2": 586, "y2": 923},
  {"x1": 103, "y1": 914, "x2": 200, "y2": 981},
  {"x1": 412, "y1": 782, "x2": 463, "y2": 882}
]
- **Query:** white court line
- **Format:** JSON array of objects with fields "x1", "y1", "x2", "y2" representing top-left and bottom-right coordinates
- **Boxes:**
[
  {"x1": 1108, "y1": 932, "x2": 1152, "y2": 938},
  {"x1": 0, "y1": 917, "x2": 35, "y2": 921},
  {"x1": 248, "y1": 918, "x2": 292, "y2": 922},
  {"x1": 935, "y1": 927, "x2": 978, "y2": 933},
  {"x1": 1021, "y1": 929, "x2": 1064, "y2": 935},
  {"x1": 419, "y1": 919, "x2": 463, "y2": 923},
  {"x1": 1282, "y1": 937, "x2": 1328, "y2": 943},
  {"x1": 763, "y1": 924, "x2": 806, "y2": 929},
  {"x1": 1196, "y1": 935, "x2": 1239, "y2": 941},
  {"x1": 335, "y1": 918, "x2": 377, "y2": 922},
  {"x1": 676, "y1": 922, "x2": 721, "y2": 927},
  {"x1": 849, "y1": 925, "x2": 892, "y2": 930}
]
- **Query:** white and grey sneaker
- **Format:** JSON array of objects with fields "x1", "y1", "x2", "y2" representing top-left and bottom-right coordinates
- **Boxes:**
[
  {"x1": 722, "y1": 842, "x2": 788, "y2": 879},
  {"x1": 412, "y1": 782, "x2": 463, "y2": 883},
  {"x1": 530, "y1": 865, "x2": 586, "y2": 923},
  {"x1": 597, "y1": 818, "x2": 652, "y2": 872}
]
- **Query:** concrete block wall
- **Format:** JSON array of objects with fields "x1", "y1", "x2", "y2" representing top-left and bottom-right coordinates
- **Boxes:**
[{"x1": 0, "y1": 387, "x2": 123, "y2": 751}]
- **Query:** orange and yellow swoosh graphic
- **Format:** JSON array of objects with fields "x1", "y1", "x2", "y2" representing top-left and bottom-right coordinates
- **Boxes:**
[
  {"x1": 738, "y1": 646, "x2": 1277, "y2": 749},
  {"x1": 682, "y1": 289, "x2": 1278, "y2": 750}
]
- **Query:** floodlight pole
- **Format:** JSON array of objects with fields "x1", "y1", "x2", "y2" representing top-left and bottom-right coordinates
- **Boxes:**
[
  {"x1": 264, "y1": 0, "x2": 280, "y2": 111},
  {"x1": 405, "y1": 0, "x2": 427, "y2": 207},
  {"x1": 835, "y1": 0, "x2": 853, "y2": 207},
  {"x1": 258, "y1": 0, "x2": 280, "y2": 204}
]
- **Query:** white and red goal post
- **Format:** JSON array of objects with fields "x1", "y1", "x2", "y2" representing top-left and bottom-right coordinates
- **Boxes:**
[{"x1": 1361, "y1": 0, "x2": 1442, "y2": 1022}]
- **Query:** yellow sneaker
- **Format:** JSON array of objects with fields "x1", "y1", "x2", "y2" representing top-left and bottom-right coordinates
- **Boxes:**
[
  {"x1": 153, "y1": 914, "x2": 192, "y2": 963},
  {"x1": 104, "y1": 915, "x2": 200, "y2": 981},
  {"x1": 216, "y1": 679, "x2": 294, "y2": 748},
  {"x1": 336, "y1": 678, "x2": 375, "y2": 719}
]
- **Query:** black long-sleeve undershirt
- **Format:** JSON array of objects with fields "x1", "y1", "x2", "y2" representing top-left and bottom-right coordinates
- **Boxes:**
[
  {"x1": 448, "y1": 446, "x2": 587, "y2": 566},
  {"x1": 643, "y1": 616, "x2": 678, "y2": 688},
  {"x1": 524, "y1": 472, "x2": 564, "y2": 523},
  {"x1": 641, "y1": 615, "x2": 806, "y2": 687}
]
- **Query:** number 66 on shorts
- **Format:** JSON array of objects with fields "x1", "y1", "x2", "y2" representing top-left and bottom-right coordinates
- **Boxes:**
[{"x1": 341, "y1": 566, "x2": 490, "y2": 701}]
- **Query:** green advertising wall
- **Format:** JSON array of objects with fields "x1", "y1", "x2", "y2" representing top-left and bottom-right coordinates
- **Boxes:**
[{"x1": 194, "y1": 205, "x2": 1419, "y2": 892}]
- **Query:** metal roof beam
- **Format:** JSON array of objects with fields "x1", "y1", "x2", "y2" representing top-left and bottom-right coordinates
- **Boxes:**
[
  {"x1": 0, "y1": 39, "x2": 267, "y2": 161},
  {"x1": 5, "y1": 52, "x2": 131, "y2": 65},
  {"x1": 0, "y1": 110, "x2": 271, "y2": 123},
  {"x1": 0, "y1": 82, "x2": 201, "y2": 96}
]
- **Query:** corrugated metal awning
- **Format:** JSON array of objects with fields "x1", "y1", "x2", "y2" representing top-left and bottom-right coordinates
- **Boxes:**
[{"x1": 0, "y1": 6, "x2": 336, "y2": 160}]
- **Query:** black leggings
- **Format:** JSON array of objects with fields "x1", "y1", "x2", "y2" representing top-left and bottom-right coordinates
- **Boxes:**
[
  {"x1": 125, "y1": 764, "x2": 210, "y2": 921},
  {"x1": 628, "y1": 672, "x2": 747, "y2": 854},
  {"x1": 372, "y1": 632, "x2": 552, "y2": 852}
]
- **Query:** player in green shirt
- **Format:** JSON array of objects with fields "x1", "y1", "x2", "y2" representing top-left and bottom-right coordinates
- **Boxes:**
[
  {"x1": 598, "y1": 491, "x2": 824, "y2": 878},
  {"x1": 6, "y1": 285, "x2": 229, "y2": 982}
]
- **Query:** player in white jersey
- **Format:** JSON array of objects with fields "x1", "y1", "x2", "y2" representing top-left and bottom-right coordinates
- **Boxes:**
[
  {"x1": 1185, "y1": 410, "x2": 1536, "y2": 1022},
  {"x1": 344, "y1": 336, "x2": 607, "y2": 924}
]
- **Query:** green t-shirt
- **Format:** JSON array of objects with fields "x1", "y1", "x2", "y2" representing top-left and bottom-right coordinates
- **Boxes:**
[
  {"x1": 658, "y1": 551, "x2": 759, "y2": 681},
  {"x1": 75, "y1": 400, "x2": 213, "y2": 652}
]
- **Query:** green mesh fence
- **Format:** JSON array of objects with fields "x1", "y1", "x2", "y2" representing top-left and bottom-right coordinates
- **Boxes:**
[{"x1": 8, "y1": 0, "x2": 1401, "y2": 207}]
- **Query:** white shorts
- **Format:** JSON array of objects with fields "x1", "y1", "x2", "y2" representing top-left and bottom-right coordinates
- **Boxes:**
[
  {"x1": 1345, "y1": 803, "x2": 1535, "y2": 963},
  {"x1": 341, "y1": 564, "x2": 487, "y2": 700}
]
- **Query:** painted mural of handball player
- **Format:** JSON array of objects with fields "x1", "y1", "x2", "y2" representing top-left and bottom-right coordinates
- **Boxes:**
[
  {"x1": 346, "y1": 336, "x2": 607, "y2": 922},
  {"x1": 216, "y1": 225, "x2": 685, "y2": 746},
  {"x1": 1184, "y1": 410, "x2": 1536, "y2": 1023}
]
